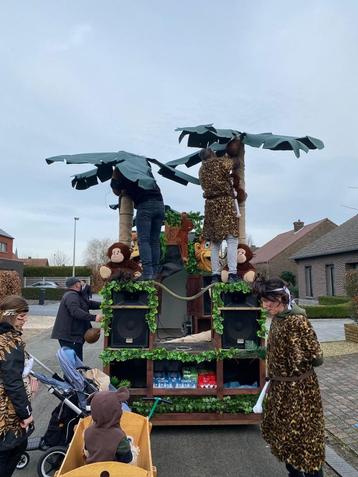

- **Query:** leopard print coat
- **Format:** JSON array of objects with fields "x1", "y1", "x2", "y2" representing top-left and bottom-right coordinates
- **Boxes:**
[
  {"x1": 199, "y1": 156, "x2": 239, "y2": 242},
  {"x1": 262, "y1": 304, "x2": 325, "y2": 473},
  {"x1": 0, "y1": 325, "x2": 31, "y2": 445}
]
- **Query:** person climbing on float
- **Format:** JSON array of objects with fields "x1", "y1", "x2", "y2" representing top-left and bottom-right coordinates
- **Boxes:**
[{"x1": 198, "y1": 147, "x2": 246, "y2": 284}]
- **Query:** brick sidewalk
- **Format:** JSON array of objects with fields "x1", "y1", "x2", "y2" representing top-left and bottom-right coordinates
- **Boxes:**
[{"x1": 316, "y1": 353, "x2": 358, "y2": 456}]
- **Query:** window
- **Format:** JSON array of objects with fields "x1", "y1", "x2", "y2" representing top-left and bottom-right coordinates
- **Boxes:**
[
  {"x1": 304, "y1": 266, "x2": 313, "y2": 297},
  {"x1": 346, "y1": 262, "x2": 358, "y2": 270},
  {"x1": 325, "y1": 264, "x2": 335, "y2": 296},
  {"x1": 0, "y1": 242, "x2": 7, "y2": 253}
]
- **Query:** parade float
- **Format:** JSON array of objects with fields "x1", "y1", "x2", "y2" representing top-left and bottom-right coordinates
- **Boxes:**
[{"x1": 47, "y1": 124, "x2": 324, "y2": 425}]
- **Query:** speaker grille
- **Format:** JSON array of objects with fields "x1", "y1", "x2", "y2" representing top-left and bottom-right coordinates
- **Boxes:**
[
  {"x1": 109, "y1": 308, "x2": 149, "y2": 348},
  {"x1": 222, "y1": 291, "x2": 259, "y2": 308},
  {"x1": 222, "y1": 309, "x2": 260, "y2": 349}
]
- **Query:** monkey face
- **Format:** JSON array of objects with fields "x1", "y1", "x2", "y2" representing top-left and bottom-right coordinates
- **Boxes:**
[
  {"x1": 111, "y1": 247, "x2": 124, "y2": 263},
  {"x1": 194, "y1": 240, "x2": 212, "y2": 272},
  {"x1": 237, "y1": 248, "x2": 247, "y2": 264}
]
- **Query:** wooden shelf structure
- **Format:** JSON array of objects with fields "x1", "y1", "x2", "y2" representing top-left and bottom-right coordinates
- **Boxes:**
[{"x1": 102, "y1": 281, "x2": 266, "y2": 425}]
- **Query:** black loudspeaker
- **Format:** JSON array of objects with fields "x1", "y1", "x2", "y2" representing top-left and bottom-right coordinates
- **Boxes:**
[
  {"x1": 109, "y1": 308, "x2": 149, "y2": 348},
  {"x1": 222, "y1": 309, "x2": 260, "y2": 349},
  {"x1": 112, "y1": 290, "x2": 148, "y2": 306},
  {"x1": 222, "y1": 291, "x2": 259, "y2": 308}
]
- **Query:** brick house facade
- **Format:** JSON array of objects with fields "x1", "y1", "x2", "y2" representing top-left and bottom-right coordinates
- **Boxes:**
[
  {"x1": 0, "y1": 229, "x2": 14, "y2": 260},
  {"x1": 293, "y1": 214, "x2": 358, "y2": 299},
  {"x1": 252, "y1": 219, "x2": 337, "y2": 279},
  {"x1": 0, "y1": 228, "x2": 24, "y2": 275}
]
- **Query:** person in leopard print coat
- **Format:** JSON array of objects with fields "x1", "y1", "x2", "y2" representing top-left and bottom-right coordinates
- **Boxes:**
[
  {"x1": 254, "y1": 277, "x2": 325, "y2": 477},
  {"x1": 199, "y1": 148, "x2": 245, "y2": 284},
  {"x1": 0, "y1": 295, "x2": 33, "y2": 477}
]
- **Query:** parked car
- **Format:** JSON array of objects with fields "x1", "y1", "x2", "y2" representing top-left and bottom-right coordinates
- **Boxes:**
[{"x1": 30, "y1": 281, "x2": 61, "y2": 288}]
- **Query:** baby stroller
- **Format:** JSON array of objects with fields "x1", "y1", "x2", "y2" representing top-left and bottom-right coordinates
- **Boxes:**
[{"x1": 17, "y1": 347, "x2": 127, "y2": 477}]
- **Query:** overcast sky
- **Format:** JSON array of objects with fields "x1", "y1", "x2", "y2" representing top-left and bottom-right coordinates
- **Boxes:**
[{"x1": 1, "y1": 1, "x2": 357, "y2": 265}]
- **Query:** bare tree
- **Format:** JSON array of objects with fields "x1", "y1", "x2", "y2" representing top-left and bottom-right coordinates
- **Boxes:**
[
  {"x1": 51, "y1": 249, "x2": 70, "y2": 266},
  {"x1": 83, "y1": 238, "x2": 113, "y2": 268}
]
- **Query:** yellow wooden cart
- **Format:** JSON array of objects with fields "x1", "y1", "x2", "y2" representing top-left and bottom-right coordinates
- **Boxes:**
[{"x1": 57, "y1": 411, "x2": 157, "y2": 477}]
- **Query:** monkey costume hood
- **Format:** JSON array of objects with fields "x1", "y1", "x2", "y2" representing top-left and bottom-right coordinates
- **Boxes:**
[{"x1": 84, "y1": 387, "x2": 129, "y2": 464}]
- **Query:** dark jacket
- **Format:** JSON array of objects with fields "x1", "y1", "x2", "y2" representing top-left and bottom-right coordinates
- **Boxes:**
[
  {"x1": 111, "y1": 169, "x2": 163, "y2": 208},
  {"x1": 0, "y1": 322, "x2": 32, "y2": 450},
  {"x1": 51, "y1": 290, "x2": 101, "y2": 343}
]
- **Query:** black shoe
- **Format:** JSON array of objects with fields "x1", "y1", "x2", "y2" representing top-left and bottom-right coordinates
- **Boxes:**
[
  {"x1": 211, "y1": 274, "x2": 221, "y2": 284},
  {"x1": 228, "y1": 273, "x2": 239, "y2": 283}
]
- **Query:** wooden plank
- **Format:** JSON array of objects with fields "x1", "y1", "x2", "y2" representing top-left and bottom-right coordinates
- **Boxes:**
[
  {"x1": 151, "y1": 412, "x2": 262, "y2": 426},
  {"x1": 152, "y1": 388, "x2": 217, "y2": 396},
  {"x1": 128, "y1": 388, "x2": 147, "y2": 396},
  {"x1": 147, "y1": 360, "x2": 153, "y2": 398},
  {"x1": 216, "y1": 359, "x2": 223, "y2": 399},
  {"x1": 223, "y1": 388, "x2": 260, "y2": 395},
  {"x1": 111, "y1": 305, "x2": 150, "y2": 309},
  {"x1": 218, "y1": 306, "x2": 261, "y2": 311}
]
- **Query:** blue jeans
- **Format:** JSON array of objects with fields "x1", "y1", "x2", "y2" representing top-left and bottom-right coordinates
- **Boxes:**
[
  {"x1": 59, "y1": 339, "x2": 83, "y2": 361},
  {"x1": 136, "y1": 200, "x2": 165, "y2": 279}
]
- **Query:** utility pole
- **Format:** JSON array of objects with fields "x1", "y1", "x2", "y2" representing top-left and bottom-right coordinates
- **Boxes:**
[{"x1": 72, "y1": 217, "x2": 79, "y2": 276}]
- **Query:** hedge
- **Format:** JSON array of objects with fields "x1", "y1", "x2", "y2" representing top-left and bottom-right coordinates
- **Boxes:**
[
  {"x1": 24, "y1": 266, "x2": 92, "y2": 277},
  {"x1": 304, "y1": 303, "x2": 351, "y2": 319},
  {"x1": 0, "y1": 271, "x2": 22, "y2": 301},
  {"x1": 22, "y1": 287, "x2": 66, "y2": 300},
  {"x1": 318, "y1": 296, "x2": 350, "y2": 305}
]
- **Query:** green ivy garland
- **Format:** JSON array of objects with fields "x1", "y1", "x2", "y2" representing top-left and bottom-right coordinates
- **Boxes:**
[
  {"x1": 100, "y1": 346, "x2": 266, "y2": 365},
  {"x1": 211, "y1": 281, "x2": 267, "y2": 338},
  {"x1": 100, "y1": 280, "x2": 159, "y2": 334},
  {"x1": 164, "y1": 209, "x2": 182, "y2": 226},
  {"x1": 184, "y1": 241, "x2": 201, "y2": 275},
  {"x1": 131, "y1": 394, "x2": 258, "y2": 415}
]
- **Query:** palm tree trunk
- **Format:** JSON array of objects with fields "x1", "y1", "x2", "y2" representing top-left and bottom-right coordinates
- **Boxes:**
[
  {"x1": 232, "y1": 144, "x2": 247, "y2": 244},
  {"x1": 118, "y1": 193, "x2": 134, "y2": 247}
]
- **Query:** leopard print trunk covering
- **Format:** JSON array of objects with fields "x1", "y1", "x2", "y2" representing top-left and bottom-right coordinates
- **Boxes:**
[
  {"x1": 0, "y1": 330, "x2": 26, "y2": 439},
  {"x1": 262, "y1": 305, "x2": 325, "y2": 473},
  {"x1": 199, "y1": 156, "x2": 239, "y2": 242}
]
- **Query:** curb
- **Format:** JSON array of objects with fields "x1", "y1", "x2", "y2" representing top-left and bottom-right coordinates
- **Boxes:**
[{"x1": 325, "y1": 429, "x2": 358, "y2": 476}]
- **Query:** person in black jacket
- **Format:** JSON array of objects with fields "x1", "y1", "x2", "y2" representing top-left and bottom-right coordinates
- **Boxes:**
[
  {"x1": 111, "y1": 168, "x2": 165, "y2": 281},
  {"x1": 51, "y1": 277, "x2": 102, "y2": 360},
  {"x1": 0, "y1": 295, "x2": 34, "y2": 477},
  {"x1": 81, "y1": 279, "x2": 92, "y2": 300}
]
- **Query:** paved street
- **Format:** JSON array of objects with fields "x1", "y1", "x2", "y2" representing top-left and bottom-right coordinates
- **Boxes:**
[{"x1": 17, "y1": 303, "x2": 358, "y2": 476}]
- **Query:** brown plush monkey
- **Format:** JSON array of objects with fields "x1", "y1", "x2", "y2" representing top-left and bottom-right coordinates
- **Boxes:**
[
  {"x1": 99, "y1": 242, "x2": 142, "y2": 281},
  {"x1": 222, "y1": 243, "x2": 256, "y2": 283},
  {"x1": 236, "y1": 244, "x2": 256, "y2": 283}
]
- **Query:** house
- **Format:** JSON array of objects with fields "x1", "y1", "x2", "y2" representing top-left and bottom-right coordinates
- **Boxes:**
[
  {"x1": 0, "y1": 228, "x2": 24, "y2": 275},
  {"x1": 21, "y1": 257, "x2": 49, "y2": 267},
  {"x1": 292, "y1": 214, "x2": 358, "y2": 299},
  {"x1": 251, "y1": 219, "x2": 337, "y2": 280}
]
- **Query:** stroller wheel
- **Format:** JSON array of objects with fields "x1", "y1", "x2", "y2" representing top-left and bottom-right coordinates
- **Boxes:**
[
  {"x1": 37, "y1": 446, "x2": 67, "y2": 477},
  {"x1": 16, "y1": 451, "x2": 30, "y2": 469}
]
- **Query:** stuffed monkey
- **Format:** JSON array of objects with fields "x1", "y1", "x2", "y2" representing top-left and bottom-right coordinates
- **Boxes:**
[
  {"x1": 99, "y1": 242, "x2": 142, "y2": 281},
  {"x1": 236, "y1": 244, "x2": 256, "y2": 282},
  {"x1": 221, "y1": 243, "x2": 256, "y2": 283}
]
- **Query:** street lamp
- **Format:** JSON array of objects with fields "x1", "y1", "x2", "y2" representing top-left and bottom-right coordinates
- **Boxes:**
[{"x1": 72, "y1": 217, "x2": 80, "y2": 276}]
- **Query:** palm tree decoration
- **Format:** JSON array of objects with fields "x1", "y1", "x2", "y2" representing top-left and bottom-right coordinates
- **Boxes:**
[
  {"x1": 161, "y1": 124, "x2": 324, "y2": 243},
  {"x1": 46, "y1": 151, "x2": 199, "y2": 246}
]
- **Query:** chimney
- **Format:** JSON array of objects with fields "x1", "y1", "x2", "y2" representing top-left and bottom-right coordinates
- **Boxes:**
[{"x1": 293, "y1": 220, "x2": 304, "y2": 232}]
